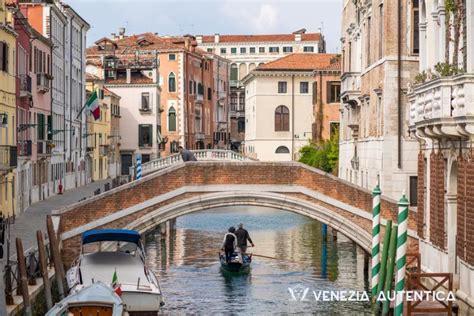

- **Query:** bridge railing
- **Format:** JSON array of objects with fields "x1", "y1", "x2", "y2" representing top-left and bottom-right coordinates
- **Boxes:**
[{"x1": 129, "y1": 150, "x2": 256, "y2": 180}]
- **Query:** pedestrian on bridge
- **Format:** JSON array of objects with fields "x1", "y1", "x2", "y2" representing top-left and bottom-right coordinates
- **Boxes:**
[{"x1": 178, "y1": 146, "x2": 197, "y2": 162}]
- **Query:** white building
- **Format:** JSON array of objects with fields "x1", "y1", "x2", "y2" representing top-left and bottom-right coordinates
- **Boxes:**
[
  {"x1": 196, "y1": 30, "x2": 325, "y2": 151},
  {"x1": 59, "y1": 3, "x2": 90, "y2": 189},
  {"x1": 242, "y1": 54, "x2": 341, "y2": 161},
  {"x1": 408, "y1": 1, "x2": 474, "y2": 311}
]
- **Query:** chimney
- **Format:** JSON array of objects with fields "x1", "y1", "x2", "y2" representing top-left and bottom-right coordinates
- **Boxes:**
[
  {"x1": 196, "y1": 35, "x2": 203, "y2": 44},
  {"x1": 191, "y1": 42, "x2": 197, "y2": 53},
  {"x1": 119, "y1": 27, "x2": 126, "y2": 39},
  {"x1": 214, "y1": 33, "x2": 220, "y2": 43},
  {"x1": 295, "y1": 34, "x2": 302, "y2": 42},
  {"x1": 111, "y1": 33, "x2": 117, "y2": 40},
  {"x1": 184, "y1": 37, "x2": 190, "y2": 50}
]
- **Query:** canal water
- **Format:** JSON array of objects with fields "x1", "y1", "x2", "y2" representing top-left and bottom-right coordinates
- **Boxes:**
[{"x1": 144, "y1": 206, "x2": 372, "y2": 315}]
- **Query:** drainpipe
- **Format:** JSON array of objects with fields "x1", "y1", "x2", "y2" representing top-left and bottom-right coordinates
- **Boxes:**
[
  {"x1": 319, "y1": 71, "x2": 323, "y2": 142},
  {"x1": 69, "y1": 16, "x2": 73, "y2": 163},
  {"x1": 291, "y1": 74, "x2": 295, "y2": 160},
  {"x1": 79, "y1": 24, "x2": 84, "y2": 184},
  {"x1": 397, "y1": 0, "x2": 402, "y2": 169}
]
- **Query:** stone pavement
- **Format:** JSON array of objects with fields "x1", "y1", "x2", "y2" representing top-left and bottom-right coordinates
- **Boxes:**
[{"x1": 0, "y1": 178, "x2": 112, "y2": 314}]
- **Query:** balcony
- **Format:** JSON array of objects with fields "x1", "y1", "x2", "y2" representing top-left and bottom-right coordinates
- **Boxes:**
[
  {"x1": 18, "y1": 140, "x2": 32, "y2": 157},
  {"x1": 230, "y1": 80, "x2": 240, "y2": 87},
  {"x1": 19, "y1": 74, "x2": 32, "y2": 97},
  {"x1": 195, "y1": 132, "x2": 205, "y2": 141},
  {"x1": 408, "y1": 74, "x2": 474, "y2": 140},
  {"x1": 196, "y1": 93, "x2": 204, "y2": 103},
  {"x1": 37, "y1": 141, "x2": 52, "y2": 157},
  {"x1": 341, "y1": 72, "x2": 361, "y2": 105},
  {"x1": 37, "y1": 73, "x2": 51, "y2": 94},
  {"x1": 0, "y1": 145, "x2": 17, "y2": 171},
  {"x1": 99, "y1": 144, "x2": 109, "y2": 157}
]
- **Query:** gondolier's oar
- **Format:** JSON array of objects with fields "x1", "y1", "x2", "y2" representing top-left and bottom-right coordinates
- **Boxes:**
[{"x1": 249, "y1": 253, "x2": 307, "y2": 265}]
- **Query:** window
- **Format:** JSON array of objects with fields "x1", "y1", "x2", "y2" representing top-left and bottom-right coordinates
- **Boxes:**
[
  {"x1": 275, "y1": 105, "x2": 289, "y2": 131},
  {"x1": 259, "y1": 47, "x2": 265, "y2": 53},
  {"x1": 197, "y1": 83, "x2": 204, "y2": 95},
  {"x1": 238, "y1": 117, "x2": 245, "y2": 133},
  {"x1": 0, "y1": 42, "x2": 9, "y2": 72},
  {"x1": 230, "y1": 64, "x2": 238, "y2": 81},
  {"x1": 283, "y1": 46, "x2": 293, "y2": 53},
  {"x1": 231, "y1": 47, "x2": 237, "y2": 54},
  {"x1": 168, "y1": 107, "x2": 176, "y2": 132},
  {"x1": 138, "y1": 124, "x2": 153, "y2": 147},
  {"x1": 207, "y1": 48, "x2": 213, "y2": 52},
  {"x1": 300, "y1": 82, "x2": 309, "y2": 94},
  {"x1": 250, "y1": 47, "x2": 256, "y2": 53},
  {"x1": 141, "y1": 93, "x2": 150, "y2": 111},
  {"x1": 409, "y1": 176, "x2": 418, "y2": 206},
  {"x1": 240, "y1": 47, "x2": 246, "y2": 54},
  {"x1": 220, "y1": 48, "x2": 226, "y2": 54},
  {"x1": 37, "y1": 113, "x2": 45, "y2": 140},
  {"x1": 207, "y1": 87, "x2": 212, "y2": 100},
  {"x1": 327, "y1": 82, "x2": 341, "y2": 103},
  {"x1": 189, "y1": 80, "x2": 193, "y2": 94},
  {"x1": 278, "y1": 81, "x2": 287, "y2": 94},
  {"x1": 269, "y1": 47, "x2": 279, "y2": 53},
  {"x1": 168, "y1": 72, "x2": 176, "y2": 92},
  {"x1": 303, "y1": 46, "x2": 314, "y2": 52},
  {"x1": 412, "y1": 0, "x2": 420, "y2": 54},
  {"x1": 275, "y1": 146, "x2": 290, "y2": 154},
  {"x1": 170, "y1": 140, "x2": 179, "y2": 153},
  {"x1": 169, "y1": 54, "x2": 176, "y2": 61},
  {"x1": 367, "y1": 16, "x2": 372, "y2": 66}
]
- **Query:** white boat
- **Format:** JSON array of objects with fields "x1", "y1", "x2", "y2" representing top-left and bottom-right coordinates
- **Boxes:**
[
  {"x1": 46, "y1": 281, "x2": 125, "y2": 316},
  {"x1": 67, "y1": 229, "x2": 164, "y2": 315}
]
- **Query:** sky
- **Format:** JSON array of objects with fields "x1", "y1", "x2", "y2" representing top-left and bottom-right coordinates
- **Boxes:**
[{"x1": 67, "y1": 0, "x2": 343, "y2": 53}]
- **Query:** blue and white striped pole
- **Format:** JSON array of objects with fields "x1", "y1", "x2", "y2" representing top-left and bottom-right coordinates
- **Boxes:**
[{"x1": 136, "y1": 154, "x2": 142, "y2": 180}]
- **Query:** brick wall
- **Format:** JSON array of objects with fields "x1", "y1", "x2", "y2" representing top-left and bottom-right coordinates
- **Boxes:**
[{"x1": 58, "y1": 162, "x2": 418, "y2": 265}]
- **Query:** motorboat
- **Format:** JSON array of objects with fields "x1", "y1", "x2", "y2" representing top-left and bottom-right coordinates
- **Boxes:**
[
  {"x1": 219, "y1": 250, "x2": 252, "y2": 273},
  {"x1": 67, "y1": 229, "x2": 164, "y2": 315},
  {"x1": 46, "y1": 281, "x2": 125, "y2": 316}
]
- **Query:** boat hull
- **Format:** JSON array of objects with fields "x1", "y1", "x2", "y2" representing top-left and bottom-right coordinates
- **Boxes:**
[
  {"x1": 121, "y1": 291, "x2": 163, "y2": 312},
  {"x1": 219, "y1": 253, "x2": 251, "y2": 273}
]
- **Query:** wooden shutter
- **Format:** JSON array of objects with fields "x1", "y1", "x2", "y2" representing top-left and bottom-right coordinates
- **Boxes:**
[
  {"x1": 283, "y1": 107, "x2": 289, "y2": 131},
  {"x1": 138, "y1": 125, "x2": 144, "y2": 147},
  {"x1": 275, "y1": 107, "x2": 280, "y2": 131},
  {"x1": 0, "y1": 42, "x2": 4, "y2": 71}
]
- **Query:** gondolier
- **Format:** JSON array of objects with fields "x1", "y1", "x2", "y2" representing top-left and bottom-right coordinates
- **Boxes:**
[{"x1": 235, "y1": 223, "x2": 254, "y2": 253}]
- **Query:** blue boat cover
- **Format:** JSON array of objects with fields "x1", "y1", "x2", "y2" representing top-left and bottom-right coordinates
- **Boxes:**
[{"x1": 82, "y1": 229, "x2": 141, "y2": 245}]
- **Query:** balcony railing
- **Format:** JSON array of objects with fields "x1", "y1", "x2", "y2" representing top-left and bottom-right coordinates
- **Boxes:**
[
  {"x1": 341, "y1": 72, "x2": 361, "y2": 96},
  {"x1": 18, "y1": 140, "x2": 32, "y2": 157},
  {"x1": 0, "y1": 145, "x2": 17, "y2": 170},
  {"x1": 408, "y1": 74, "x2": 474, "y2": 138},
  {"x1": 37, "y1": 73, "x2": 51, "y2": 94},
  {"x1": 19, "y1": 74, "x2": 32, "y2": 97},
  {"x1": 230, "y1": 79, "x2": 240, "y2": 87}
]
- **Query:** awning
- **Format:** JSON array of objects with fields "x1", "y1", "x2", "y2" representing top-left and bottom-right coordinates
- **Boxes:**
[{"x1": 82, "y1": 229, "x2": 141, "y2": 245}]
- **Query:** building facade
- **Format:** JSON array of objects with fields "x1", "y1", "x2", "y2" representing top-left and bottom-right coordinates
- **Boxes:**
[
  {"x1": 104, "y1": 87, "x2": 121, "y2": 180},
  {"x1": 339, "y1": 0, "x2": 419, "y2": 199},
  {"x1": 58, "y1": 3, "x2": 89, "y2": 190},
  {"x1": 242, "y1": 53, "x2": 340, "y2": 161},
  {"x1": 196, "y1": 30, "x2": 325, "y2": 152},
  {"x1": 0, "y1": 0, "x2": 17, "y2": 218},
  {"x1": 408, "y1": 0, "x2": 474, "y2": 309}
]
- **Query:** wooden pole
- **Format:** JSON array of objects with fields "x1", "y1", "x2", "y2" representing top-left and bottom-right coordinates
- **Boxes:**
[
  {"x1": 382, "y1": 225, "x2": 398, "y2": 315},
  {"x1": 46, "y1": 215, "x2": 65, "y2": 299},
  {"x1": 37, "y1": 230, "x2": 53, "y2": 310},
  {"x1": 16, "y1": 238, "x2": 32, "y2": 316}
]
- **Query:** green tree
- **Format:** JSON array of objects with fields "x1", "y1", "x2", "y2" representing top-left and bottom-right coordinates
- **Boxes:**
[{"x1": 298, "y1": 127, "x2": 339, "y2": 175}]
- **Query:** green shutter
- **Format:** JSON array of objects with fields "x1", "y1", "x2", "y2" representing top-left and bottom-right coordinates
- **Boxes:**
[
  {"x1": 138, "y1": 125, "x2": 144, "y2": 147},
  {"x1": 47, "y1": 115, "x2": 52, "y2": 140},
  {"x1": 37, "y1": 114, "x2": 45, "y2": 140}
]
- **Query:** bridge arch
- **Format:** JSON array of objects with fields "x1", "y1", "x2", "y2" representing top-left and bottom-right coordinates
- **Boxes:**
[{"x1": 126, "y1": 191, "x2": 372, "y2": 252}]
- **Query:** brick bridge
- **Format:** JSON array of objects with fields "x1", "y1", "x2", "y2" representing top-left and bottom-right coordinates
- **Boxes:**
[{"x1": 55, "y1": 161, "x2": 418, "y2": 266}]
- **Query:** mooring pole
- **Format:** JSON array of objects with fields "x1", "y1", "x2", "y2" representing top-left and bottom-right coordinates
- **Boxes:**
[
  {"x1": 16, "y1": 238, "x2": 32, "y2": 316},
  {"x1": 382, "y1": 225, "x2": 398, "y2": 315},
  {"x1": 37, "y1": 230, "x2": 53, "y2": 310},
  {"x1": 46, "y1": 215, "x2": 65, "y2": 299}
]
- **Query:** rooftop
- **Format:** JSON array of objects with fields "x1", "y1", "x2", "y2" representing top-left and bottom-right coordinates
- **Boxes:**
[
  {"x1": 199, "y1": 33, "x2": 321, "y2": 44},
  {"x1": 255, "y1": 53, "x2": 341, "y2": 72}
]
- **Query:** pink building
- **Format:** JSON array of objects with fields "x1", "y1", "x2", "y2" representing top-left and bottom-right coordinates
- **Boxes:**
[{"x1": 30, "y1": 27, "x2": 52, "y2": 204}]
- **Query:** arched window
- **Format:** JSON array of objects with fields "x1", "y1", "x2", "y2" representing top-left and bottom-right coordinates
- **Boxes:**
[
  {"x1": 275, "y1": 105, "x2": 289, "y2": 131},
  {"x1": 168, "y1": 107, "x2": 176, "y2": 132},
  {"x1": 170, "y1": 140, "x2": 178, "y2": 153},
  {"x1": 168, "y1": 72, "x2": 176, "y2": 92},
  {"x1": 275, "y1": 146, "x2": 290, "y2": 154}
]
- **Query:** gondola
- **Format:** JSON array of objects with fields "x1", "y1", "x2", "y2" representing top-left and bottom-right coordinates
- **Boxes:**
[{"x1": 219, "y1": 251, "x2": 252, "y2": 273}]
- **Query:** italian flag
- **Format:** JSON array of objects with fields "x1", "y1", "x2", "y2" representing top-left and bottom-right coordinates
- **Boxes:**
[
  {"x1": 111, "y1": 269, "x2": 122, "y2": 296},
  {"x1": 86, "y1": 90, "x2": 100, "y2": 120}
]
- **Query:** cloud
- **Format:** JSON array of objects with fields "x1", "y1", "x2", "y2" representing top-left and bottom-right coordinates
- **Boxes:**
[{"x1": 219, "y1": 2, "x2": 279, "y2": 33}]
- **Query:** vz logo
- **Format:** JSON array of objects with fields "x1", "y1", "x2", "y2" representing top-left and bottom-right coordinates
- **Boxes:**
[{"x1": 288, "y1": 284, "x2": 310, "y2": 301}]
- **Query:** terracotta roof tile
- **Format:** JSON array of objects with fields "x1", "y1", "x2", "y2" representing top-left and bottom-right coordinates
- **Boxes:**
[
  {"x1": 86, "y1": 73, "x2": 100, "y2": 81},
  {"x1": 103, "y1": 87, "x2": 120, "y2": 98},
  {"x1": 255, "y1": 53, "x2": 341, "y2": 71},
  {"x1": 201, "y1": 33, "x2": 321, "y2": 43}
]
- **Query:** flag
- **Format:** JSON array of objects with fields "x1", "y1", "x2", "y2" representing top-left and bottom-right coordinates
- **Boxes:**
[
  {"x1": 111, "y1": 269, "x2": 122, "y2": 296},
  {"x1": 86, "y1": 90, "x2": 100, "y2": 120}
]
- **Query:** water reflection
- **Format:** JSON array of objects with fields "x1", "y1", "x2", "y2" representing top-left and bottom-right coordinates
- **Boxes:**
[{"x1": 145, "y1": 206, "x2": 371, "y2": 314}]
